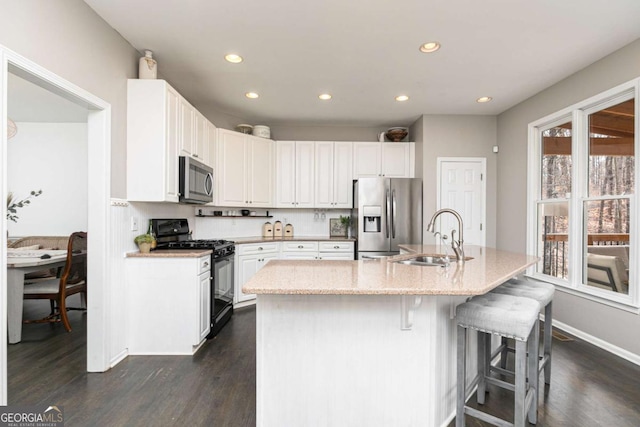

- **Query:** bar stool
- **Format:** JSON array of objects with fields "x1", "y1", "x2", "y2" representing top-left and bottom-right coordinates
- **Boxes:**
[
  {"x1": 491, "y1": 278, "x2": 555, "y2": 385},
  {"x1": 456, "y1": 293, "x2": 541, "y2": 427}
]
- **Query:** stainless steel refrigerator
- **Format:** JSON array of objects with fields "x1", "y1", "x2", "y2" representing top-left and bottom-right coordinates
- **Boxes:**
[{"x1": 353, "y1": 178, "x2": 422, "y2": 259}]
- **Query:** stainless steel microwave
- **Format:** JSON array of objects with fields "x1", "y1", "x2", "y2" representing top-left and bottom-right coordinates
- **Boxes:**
[{"x1": 179, "y1": 156, "x2": 213, "y2": 204}]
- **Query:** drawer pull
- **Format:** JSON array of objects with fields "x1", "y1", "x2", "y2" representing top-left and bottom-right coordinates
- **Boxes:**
[
  {"x1": 203, "y1": 261, "x2": 209, "y2": 267},
  {"x1": 258, "y1": 247, "x2": 263, "y2": 251},
  {"x1": 334, "y1": 245, "x2": 340, "y2": 249},
  {"x1": 298, "y1": 245, "x2": 304, "y2": 249}
]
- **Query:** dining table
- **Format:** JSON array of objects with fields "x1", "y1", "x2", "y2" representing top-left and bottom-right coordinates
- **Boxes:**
[{"x1": 6, "y1": 249, "x2": 67, "y2": 343}]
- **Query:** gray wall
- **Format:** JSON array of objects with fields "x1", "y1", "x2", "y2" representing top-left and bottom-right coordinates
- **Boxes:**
[
  {"x1": 418, "y1": 115, "x2": 498, "y2": 248},
  {"x1": 496, "y1": 38, "x2": 640, "y2": 357},
  {"x1": 0, "y1": 0, "x2": 139, "y2": 199}
]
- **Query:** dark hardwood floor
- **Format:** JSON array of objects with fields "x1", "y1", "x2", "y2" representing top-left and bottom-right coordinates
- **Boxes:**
[{"x1": 8, "y1": 299, "x2": 640, "y2": 426}]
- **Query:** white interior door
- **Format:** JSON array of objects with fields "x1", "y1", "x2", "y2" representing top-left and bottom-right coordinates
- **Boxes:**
[{"x1": 437, "y1": 158, "x2": 486, "y2": 246}]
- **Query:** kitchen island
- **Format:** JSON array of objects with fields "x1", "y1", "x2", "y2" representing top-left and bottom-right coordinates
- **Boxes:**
[{"x1": 244, "y1": 245, "x2": 538, "y2": 427}]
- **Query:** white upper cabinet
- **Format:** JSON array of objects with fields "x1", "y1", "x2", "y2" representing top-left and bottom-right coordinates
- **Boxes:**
[
  {"x1": 178, "y1": 98, "x2": 193, "y2": 157},
  {"x1": 193, "y1": 111, "x2": 209, "y2": 162},
  {"x1": 127, "y1": 79, "x2": 181, "y2": 202},
  {"x1": 352, "y1": 142, "x2": 382, "y2": 178},
  {"x1": 127, "y1": 79, "x2": 216, "y2": 203},
  {"x1": 178, "y1": 99, "x2": 210, "y2": 163},
  {"x1": 352, "y1": 142, "x2": 414, "y2": 178},
  {"x1": 247, "y1": 135, "x2": 274, "y2": 207},
  {"x1": 315, "y1": 141, "x2": 353, "y2": 208},
  {"x1": 381, "y1": 143, "x2": 413, "y2": 177},
  {"x1": 217, "y1": 129, "x2": 248, "y2": 206},
  {"x1": 217, "y1": 129, "x2": 274, "y2": 207},
  {"x1": 205, "y1": 121, "x2": 217, "y2": 173},
  {"x1": 275, "y1": 141, "x2": 315, "y2": 208}
]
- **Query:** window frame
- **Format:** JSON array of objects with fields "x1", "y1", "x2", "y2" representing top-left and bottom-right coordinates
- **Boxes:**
[{"x1": 527, "y1": 78, "x2": 639, "y2": 311}]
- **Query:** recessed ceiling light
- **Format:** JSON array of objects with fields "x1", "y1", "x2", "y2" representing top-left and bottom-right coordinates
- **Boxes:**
[
  {"x1": 318, "y1": 93, "x2": 332, "y2": 100},
  {"x1": 245, "y1": 92, "x2": 259, "y2": 99},
  {"x1": 225, "y1": 54, "x2": 243, "y2": 63},
  {"x1": 395, "y1": 95, "x2": 409, "y2": 102},
  {"x1": 419, "y1": 42, "x2": 441, "y2": 53},
  {"x1": 476, "y1": 96, "x2": 493, "y2": 103}
]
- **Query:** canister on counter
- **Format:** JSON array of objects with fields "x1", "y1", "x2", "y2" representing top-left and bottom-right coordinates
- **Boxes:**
[
  {"x1": 273, "y1": 221, "x2": 283, "y2": 237},
  {"x1": 284, "y1": 223, "x2": 294, "y2": 237},
  {"x1": 262, "y1": 222, "x2": 273, "y2": 237}
]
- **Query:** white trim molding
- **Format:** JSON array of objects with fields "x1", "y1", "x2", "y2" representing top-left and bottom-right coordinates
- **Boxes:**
[
  {"x1": 1, "y1": 43, "x2": 113, "y2": 405},
  {"x1": 552, "y1": 320, "x2": 640, "y2": 367},
  {"x1": 526, "y1": 77, "x2": 639, "y2": 309}
]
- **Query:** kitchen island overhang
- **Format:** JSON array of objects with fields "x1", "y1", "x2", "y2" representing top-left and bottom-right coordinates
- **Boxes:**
[{"x1": 246, "y1": 246, "x2": 539, "y2": 427}]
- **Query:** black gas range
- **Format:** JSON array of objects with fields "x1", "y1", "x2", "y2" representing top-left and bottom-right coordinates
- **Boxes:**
[
  {"x1": 161, "y1": 239, "x2": 235, "y2": 259},
  {"x1": 151, "y1": 219, "x2": 235, "y2": 338}
]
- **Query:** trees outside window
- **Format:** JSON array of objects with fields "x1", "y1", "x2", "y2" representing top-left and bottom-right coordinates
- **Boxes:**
[{"x1": 529, "y1": 83, "x2": 637, "y2": 305}]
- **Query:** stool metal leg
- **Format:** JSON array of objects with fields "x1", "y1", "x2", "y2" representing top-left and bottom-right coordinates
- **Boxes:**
[
  {"x1": 515, "y1": 339, "x2": 527, "y2": 427},
  {"x1": 456, "y1": 325, "x2": 467, "y2": 427},
  {"x1": 477, "y1": 331, "x2": 488, "y2": 404},
  {"x1": 543, "y1": 302, "x2": 553, "y2": 385},
  {"x1": 500, "y1": 336, "x2": 509, "y2": 369},
  {"x1": 528, "y1": 320, "x2": 540, "y2": 424}
]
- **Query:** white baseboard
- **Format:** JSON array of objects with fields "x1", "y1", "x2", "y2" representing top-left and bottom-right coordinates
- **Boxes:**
[
  {"x1": 552, "y1": 320, "x2": 640, "y2": 366},
  {"x1": 110, "y1": 349, "x2": 128, "y2": 368},
  {"x1": 234, "y1": 299, "x2": 256, "y2": 309}
]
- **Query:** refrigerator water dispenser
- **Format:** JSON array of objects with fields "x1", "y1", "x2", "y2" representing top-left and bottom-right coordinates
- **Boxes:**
[{"x1": 363, "y1": 206, "x2": 381, "y2": 232}]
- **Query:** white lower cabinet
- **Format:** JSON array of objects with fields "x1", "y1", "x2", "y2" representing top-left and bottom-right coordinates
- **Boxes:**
[
  {"x1": 234, "y1": 240, "x2": 355, "y2": 306},
  {"x1": 281, "y1": 241, "x2": 355, "y2": 260},
  {"x1": 318, "y1": 241, "x2": 355, "y2": 260},
  {"x1": 127, "y1": 255, "x2": 211, "y2": 355},
  {"x1": 235, "y1": 243, "x2": 279, "y2": 305},
  {"x1": 280, "y1": 241, "x2": 319, "y2": 259}
]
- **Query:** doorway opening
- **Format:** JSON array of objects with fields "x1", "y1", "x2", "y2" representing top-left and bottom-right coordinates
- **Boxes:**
[{"x1": 1, "y1": 46, "x2": 112, "y2": 405}]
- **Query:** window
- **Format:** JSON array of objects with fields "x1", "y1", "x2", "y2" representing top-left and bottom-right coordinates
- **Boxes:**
[{"x1": 528, "y1": 81, "x2": 638, "y2": 307}]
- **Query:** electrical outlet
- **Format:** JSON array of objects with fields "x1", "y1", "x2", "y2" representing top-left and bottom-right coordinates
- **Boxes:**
[{"x1": 130, "y1": 216, "x2": 139, "y2": 231}]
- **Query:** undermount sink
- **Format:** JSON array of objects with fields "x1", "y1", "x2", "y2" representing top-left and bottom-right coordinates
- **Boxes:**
[{"x1": 393, "y1": 255, "x2": 474, "y2": 267}]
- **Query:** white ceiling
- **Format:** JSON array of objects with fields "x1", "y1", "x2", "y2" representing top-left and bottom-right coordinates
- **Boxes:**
[{"x1": 83, "y1": 0, "x2": 640, "y2": 127}]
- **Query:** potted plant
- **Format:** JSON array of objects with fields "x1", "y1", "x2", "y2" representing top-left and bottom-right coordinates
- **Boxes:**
[
  {"x1": 134, "y1": 234, "x2": 154, "y2": 253},
  {"x1": 339, "y1": 215, "x2": 352, "y2": 238}
]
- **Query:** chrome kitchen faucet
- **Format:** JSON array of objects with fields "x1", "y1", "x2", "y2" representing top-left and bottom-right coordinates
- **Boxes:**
[{"x1": 427, "y1": 209, "x2": 465, "y2": 264}]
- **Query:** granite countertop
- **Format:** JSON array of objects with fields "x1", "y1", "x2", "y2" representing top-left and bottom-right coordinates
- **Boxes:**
[
  {"x1": 243, "y1": 245, "x2": 538, "y2": 296},
  {"x1": 230, "y1": 236, "x2": 356, "y2": 244},
  {"x1": 127, "y1": 249, "x2": 212, "y2": 258}
]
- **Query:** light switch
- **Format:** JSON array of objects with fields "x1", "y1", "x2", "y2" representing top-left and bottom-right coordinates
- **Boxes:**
[{"x1": 131, "y1": 216, "x2": 139, "y2": 231}]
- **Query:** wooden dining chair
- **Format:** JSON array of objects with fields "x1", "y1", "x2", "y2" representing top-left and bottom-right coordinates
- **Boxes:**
[{"x1": 23, "y1": 232, "x2": 87, "y2": 332}]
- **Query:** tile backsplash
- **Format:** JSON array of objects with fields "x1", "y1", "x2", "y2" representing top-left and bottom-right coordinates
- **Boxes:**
[{"x1": 193, "y1": 208, "x2": 351, "y2": 239}]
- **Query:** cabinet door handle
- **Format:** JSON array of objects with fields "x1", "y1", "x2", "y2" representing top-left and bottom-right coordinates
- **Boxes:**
[{"x1": 193, "y1": 153, "x2": 199, "y2": 158}]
